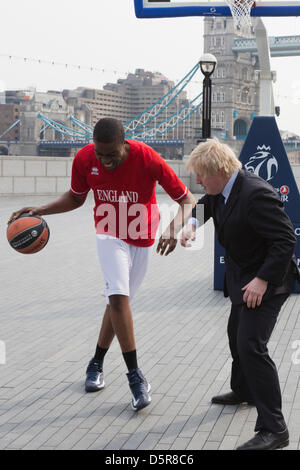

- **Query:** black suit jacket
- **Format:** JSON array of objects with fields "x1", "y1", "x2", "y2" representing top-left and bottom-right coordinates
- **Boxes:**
[{"x1": 192, "y1": 170, "x2": 300, "y2": 305}]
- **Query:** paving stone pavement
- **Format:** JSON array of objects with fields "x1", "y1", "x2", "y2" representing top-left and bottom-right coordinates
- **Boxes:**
[{"x1": 1, "y1": 193, "x2": 300, "y2": 451}]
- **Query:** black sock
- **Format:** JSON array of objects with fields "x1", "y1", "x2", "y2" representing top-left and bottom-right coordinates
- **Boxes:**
[
  {"x1": 122, "y1": 350, "x2": 138, "y2": 372},
  {"x1": 94, "y1": 345, "x2": 108, "y2": 363}
]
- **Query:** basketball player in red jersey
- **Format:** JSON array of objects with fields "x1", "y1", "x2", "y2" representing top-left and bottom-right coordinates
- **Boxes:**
[{"x1": 8, "y1": 118, "x2": 195, "y2": 411}]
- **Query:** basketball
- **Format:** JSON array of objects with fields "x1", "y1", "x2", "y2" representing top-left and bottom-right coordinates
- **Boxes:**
[{"x1": 7, "y1": 213, "x2": 50, "y2": 254}]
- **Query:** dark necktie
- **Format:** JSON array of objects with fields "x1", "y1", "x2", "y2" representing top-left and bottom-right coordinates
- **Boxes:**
[{"x1": 216, "y1": 194, "x2": 225, "y2": 224}]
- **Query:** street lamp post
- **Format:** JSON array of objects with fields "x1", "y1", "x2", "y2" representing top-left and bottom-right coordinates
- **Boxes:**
[{"x1": 199, "y1": 53, "x2": 217, "y2": 139}]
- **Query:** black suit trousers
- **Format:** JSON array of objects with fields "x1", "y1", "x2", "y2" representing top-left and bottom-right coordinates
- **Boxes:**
[{"x1": 227, "y1": 293, "x2": 289, "y2": 433}]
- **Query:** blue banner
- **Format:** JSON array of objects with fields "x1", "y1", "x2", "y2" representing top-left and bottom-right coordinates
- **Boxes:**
[{"x1": 214, "y1": 116, "x2": 300, "y2": 293}]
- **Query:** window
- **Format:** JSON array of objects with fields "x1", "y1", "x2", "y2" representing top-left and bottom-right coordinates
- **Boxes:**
[
  {"x1": 242, "y1": 88, "x2": 249, "y2": 103},
  {"x1": 211, "y1": 36, "x2": 224, "y2": 48},
  {"x1": 214, "y1": 111, "x2": 225, "y2": 129},
  {"x1": 217, "y1": 68, "x2": 226, "y2": 79},
  {"x1": 213, "y1": 91, "x2": 225, "y2": 102},
  {"x1": 242, "y1": 67, "x2": 248, "y2": 81}
]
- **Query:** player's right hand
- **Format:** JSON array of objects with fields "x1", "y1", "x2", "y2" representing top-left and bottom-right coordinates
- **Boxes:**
[
  {"x1": 180, "y1": 224, "x2": 196, "y2": 248},
  {"x1": 7, "y1": 207, "x2": 43, "y2": 225}
]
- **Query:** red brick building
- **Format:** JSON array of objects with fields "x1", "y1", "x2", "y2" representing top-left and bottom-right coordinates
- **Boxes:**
[{"x1": 0, "y1": 104, "x2": 20, "y2": 141}]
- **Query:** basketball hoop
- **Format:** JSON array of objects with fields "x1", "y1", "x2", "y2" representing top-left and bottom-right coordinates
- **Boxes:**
[{"x1": 225, "y1": 0, "x2": 256, "y2": 37}]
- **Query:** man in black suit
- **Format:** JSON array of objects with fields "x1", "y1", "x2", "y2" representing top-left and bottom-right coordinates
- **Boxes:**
[{"x1": 181, "y1": 138, "x2": 300, "y2": 450}]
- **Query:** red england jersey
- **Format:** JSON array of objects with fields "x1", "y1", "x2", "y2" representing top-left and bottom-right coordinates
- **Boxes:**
[{"x1": 70, "y1": 140, "x2": 188, "y2": 247}]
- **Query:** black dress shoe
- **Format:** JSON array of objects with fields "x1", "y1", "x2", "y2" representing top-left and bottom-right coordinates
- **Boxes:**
[
  {"x1": 236, "y1": 428, "x2": 289, "y2": 450},
  {"x1": 211, "y1": 391, "x2": 254, "y2": 406}
]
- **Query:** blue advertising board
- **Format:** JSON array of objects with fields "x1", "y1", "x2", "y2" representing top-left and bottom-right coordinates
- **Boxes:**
[{"x1": 214, "y1": 116, "x2": 300, "y2": 293}]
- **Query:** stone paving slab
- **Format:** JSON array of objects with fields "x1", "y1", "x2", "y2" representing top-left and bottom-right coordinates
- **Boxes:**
[{"x1": 0, "y1": 193, "x2": 300, "y2": 450}]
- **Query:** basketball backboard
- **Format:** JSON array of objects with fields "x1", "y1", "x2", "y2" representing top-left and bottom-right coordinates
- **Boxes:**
[{"x1": 134, "y1": 1, "x2": 300, "y2": 18}]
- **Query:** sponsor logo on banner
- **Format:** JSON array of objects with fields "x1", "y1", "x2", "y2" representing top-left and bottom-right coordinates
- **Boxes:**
[
  {"x1": 280, "y1": 185, "x2": 290, "y2": 195},
  {"x1": 245, "y1": 147, "x2": 290, "y2": 202},
  {"x1": 271, "y1": 185, "x2": 290, "y2": 203},
  {"x1": 244, "y1": 145, "x2": 278, "y2": 182},
  {"x1": 276, "y1": 184, "x2": 290, "y2": 202}
]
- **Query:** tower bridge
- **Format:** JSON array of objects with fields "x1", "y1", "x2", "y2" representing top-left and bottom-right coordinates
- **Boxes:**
[{"x1": 233, "y1": 35, "x2": 300, "y2": 57}]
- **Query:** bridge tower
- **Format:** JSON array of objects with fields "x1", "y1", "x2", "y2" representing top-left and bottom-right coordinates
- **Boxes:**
[{"x1": 204, "y1": 16, "x2": 260, "y2": 140}]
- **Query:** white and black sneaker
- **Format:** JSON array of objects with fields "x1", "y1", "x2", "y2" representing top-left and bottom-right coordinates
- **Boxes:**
[
  {"x1": 85, "y1": 358, "x2": 105, "y2": 392},
  {"x1": 127, "y1": 368, "x2": 151, "y2": 411}
]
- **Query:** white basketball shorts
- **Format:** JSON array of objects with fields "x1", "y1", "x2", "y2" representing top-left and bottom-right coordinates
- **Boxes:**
[{"x1": 96, "y1": 235, "x2": 152, "y2": 304}]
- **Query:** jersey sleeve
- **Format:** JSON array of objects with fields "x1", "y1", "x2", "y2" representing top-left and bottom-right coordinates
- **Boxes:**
[
  {"x1": 149, "y1": 148, "x2": 188, "y2": 202},
  {"x1": 70, "y1": 152, "x2": 90, "y2": 195}
]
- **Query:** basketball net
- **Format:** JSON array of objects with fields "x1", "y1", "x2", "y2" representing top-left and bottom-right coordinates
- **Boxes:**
[{"x1": 225, "y1": 0, "x2": 256, "y2": 37}]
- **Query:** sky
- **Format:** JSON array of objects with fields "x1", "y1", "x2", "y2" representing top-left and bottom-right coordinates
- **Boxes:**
[{"x1": 0, "y1": 0, "x2": 300, "y2": 134}]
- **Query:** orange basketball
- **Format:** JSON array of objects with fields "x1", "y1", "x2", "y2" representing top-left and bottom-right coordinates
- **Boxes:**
[{"x1": 7, "y1": 213, "x2": 50, "y2": 254}]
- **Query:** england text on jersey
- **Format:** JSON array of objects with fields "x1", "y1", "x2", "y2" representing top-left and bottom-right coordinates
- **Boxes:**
[{"x1": 97, "y1": 189, "x2": 139, "y2": 203}]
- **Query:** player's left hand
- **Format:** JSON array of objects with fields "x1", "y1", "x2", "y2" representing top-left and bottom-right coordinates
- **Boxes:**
[
  {"x1": 156, "y1": 232, "x2": 177, "y2": 256},
  {"x1": 242, "y1": 277, "x2": 268, "y2": 309}
]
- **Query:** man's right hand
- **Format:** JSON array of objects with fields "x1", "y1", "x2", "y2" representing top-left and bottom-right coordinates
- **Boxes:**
[
  {"x1": 7, "y1": 191, "x2": 88, "y2": 225},
  {"x1": 180, "y1": 224, "x2": 196, "y2": 248},
  {"x1": 7, "y1": 207, "x2": 43, "y2": 225}
]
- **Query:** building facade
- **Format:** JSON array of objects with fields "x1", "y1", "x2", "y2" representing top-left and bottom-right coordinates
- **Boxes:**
[
  {"x1": 63, "y1": 69, "x2": 200, "y2": 143},
  {"x1": 0, "y1": 104, "x2": 20, "y2": 150},
  {"x1": 63, "y1": 87, "x2": 130, "y2": 126},
  {"x1": 0, "y1": 89, "x2": 91, "y2": 156}
]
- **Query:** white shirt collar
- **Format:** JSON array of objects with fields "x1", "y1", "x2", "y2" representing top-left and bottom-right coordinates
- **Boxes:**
[{"x1": 222, "y1": 170, "x2": 239, "y2": 203}]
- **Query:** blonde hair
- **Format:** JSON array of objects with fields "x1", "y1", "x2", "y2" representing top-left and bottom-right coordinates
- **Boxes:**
[{"x1": 186, "y1": 138, "x2": 242, "y2": 177}]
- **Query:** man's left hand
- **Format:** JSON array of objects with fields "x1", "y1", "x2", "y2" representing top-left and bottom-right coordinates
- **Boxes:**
[{"x1": 242, "y1": 277, "x2": 268, "y2": 309}]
